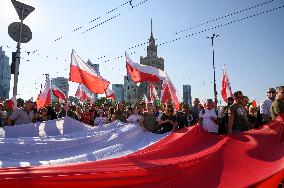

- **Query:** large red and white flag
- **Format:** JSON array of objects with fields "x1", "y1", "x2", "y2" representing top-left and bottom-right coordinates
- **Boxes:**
[
  {"x1": 70, "y1": 50, "x2": 110, "y2": 94},
  {"x1": 36, "y1": 75, "x2": 51, "y2": 109},
  {"x1": 161, "y1": 74, "x2": 180, "y2": 110},
  {"x1": 221, "y1": 65, "x2": 233, "y2": 103},
  {"x1": 106, "y1": 87, "x2": 116, "y2": 100},
  {"x1": 126, "y1": 53, "x2": 180, "y2": 110},
  {"x1": 149, "y1": 82, "x2": 158, "y2": 102},
  {"x1": 75, "y1": 84, "x2": 93, "y2": 102},
  {"x1": 126, "y1": 53, "x2": 167, "y2": 83},
  {"x1": 52, "y1": 86, "x2": 67, "y2": 102}
]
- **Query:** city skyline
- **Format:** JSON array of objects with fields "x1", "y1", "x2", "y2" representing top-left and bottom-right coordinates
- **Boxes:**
[{"x1": 0, "y1": 0, "x2": 283, "y2": 104}]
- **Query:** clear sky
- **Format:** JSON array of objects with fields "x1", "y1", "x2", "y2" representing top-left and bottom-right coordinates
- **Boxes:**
[{"x1": 0, "y1": 0, "x2": 283, "y2": 104}]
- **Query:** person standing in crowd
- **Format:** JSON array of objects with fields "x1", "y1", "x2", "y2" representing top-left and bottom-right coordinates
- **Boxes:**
[
  {"x1": 198, "y1": 99, "x2": 219, "y2": 134},
  {"x1": 191, "y1": 98, "x2": 201, "y2": 124},
  {"x1": 248, "y1": 105, "x2": 258, "y2": 128},
  {"x1": 228, "y1": 91, "x2": 250, "y2": 134},
  {"x1": 94, "y1": 109, "x2": 108, "y2": 126},
  {"x1": 242, "y1": 96, "x2": 250, "y2": 113},
  {"x1": 157, "y1": 104, "x2": 178, "y2": 134},
  {"x1": 112, "y1": 102, "x2": 127, "y2": 122},
  {"x1": 175, "y1": 104, "x2": 193, "y2": 129},
  {"x1": 7, "y1": 100, "x2": 37, "y2": 125},
  {"x1": 137, "y1": 103, "x2": 144, "y2": 116},
  {"x1": 270, "y1": 86, "x2": 284, "y2": 120},
  {"x1": 140, "y1": 102, "x2": 157, "y2": 133},
  {"x1": 80, "y1": 104, "x2": 93, "y2": 125},
  {"x1": 37, "y1": 107, "x2": 50, "y2": 122},
  {"x1": 126, "y1": 106, "x2": 133, "y2": 119},
  {"x1": 153, "y1": 105, "x2": 161, "y2": 118},
  {"x1": 127, "y1": 106, "x2": 141, "y2": 123},
  {"x1": 260, "y1": 88, "x2": 276, "y2": 123},
  {"x1": 47, "y1": 103, "x2": 61, "y2": 120},
  {"x1": 107, "y1": 107, "x2": 115, "y2": 122},
  {"x1": 219, "y1": 97, "x2": 234, "y2": 134}
]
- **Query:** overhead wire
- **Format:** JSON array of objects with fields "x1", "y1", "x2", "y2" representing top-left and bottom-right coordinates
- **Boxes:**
[{"x1": 97, "y1": 4, "x2": 284, "y2": 64}]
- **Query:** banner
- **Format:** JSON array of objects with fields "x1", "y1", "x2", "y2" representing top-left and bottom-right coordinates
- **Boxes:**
[{"x1": 0, "y1": 114, "x2": 283, "y2": 187}]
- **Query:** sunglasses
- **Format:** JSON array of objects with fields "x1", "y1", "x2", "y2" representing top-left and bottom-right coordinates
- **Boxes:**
[{"x1": 267, "y1": 91, "x2": 276, "y2": 93}]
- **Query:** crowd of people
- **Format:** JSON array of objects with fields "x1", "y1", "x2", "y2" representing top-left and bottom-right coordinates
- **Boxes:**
[{"x1": 0, "y1": 86, "x2": 283, "y2": 135}]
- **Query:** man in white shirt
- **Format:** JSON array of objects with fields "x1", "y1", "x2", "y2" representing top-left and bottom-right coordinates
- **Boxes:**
[
  {"x1": 198, "y1": 99, "x2": 219, "y2": 133},
  {"x1": 8, "y1": 100, "x2": 37, "y2": 125},
  {"x1": 127, "y1": 107, "x2": 141, "y2": 123},
  {"x1": 260, "y1": 88, "x2": 276, "y2": 123},
  {"x1": 94, "y1": 109, "x2": 108, "y2": 126}
]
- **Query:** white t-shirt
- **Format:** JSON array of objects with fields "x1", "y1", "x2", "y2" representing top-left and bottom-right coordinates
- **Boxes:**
[
  {"x1": 127, "y1": 114, "x2": 141, "y2": 123},
  {"x1": 94, "y1": 117, "x2": 107, "y2": 126},
  {"x1": 260, "y1": 98, "x2": 273, "y2": 116},
  {"x1": 199, "y1": 109, "x2": 219, "y2": 133}
]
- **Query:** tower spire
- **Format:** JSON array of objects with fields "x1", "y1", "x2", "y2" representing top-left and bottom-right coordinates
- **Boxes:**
[{"x1": 151, "y1": 18, "x2": 153, "y2": 37}]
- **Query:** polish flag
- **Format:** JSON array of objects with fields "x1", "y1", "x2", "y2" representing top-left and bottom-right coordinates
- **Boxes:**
[
  {"x1": 36, "y1": 75, "x2": 51, "y2": 109},
  {"x1": 75, "y1": 84, "x2": 93, "y2": 102},
  {"x1": 52, "y1": 86, "x2": 67, "y2": 102},
  {"x1": 106, "y1": 87, "x2": 116, "y2": 100},
  {"x1": 149, "y1": 82, "x2": 158, "y2": 102},
  {"x1": 221, "y1": 65, "x2": 233, "y2": 103},
  {"x1": 161, "y1": 75, "x2": 180, "y2": 110},
  {"x1": 70, "y1": 50, "x2": 110, "y2": 94},
  {"x1": 6, "y1": 95, "x2": 17, "y2": 110},
  {"x1": 126, "y1": 53, "x2": 167, "y2": 83},
  {"x1": 251, "y1": 99, "x2": 257, "y2": 108}
]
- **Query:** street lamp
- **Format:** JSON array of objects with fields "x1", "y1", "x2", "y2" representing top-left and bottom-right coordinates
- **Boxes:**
[{"x1": 207, "y1": 34, "x2": 219, "y2": 106}]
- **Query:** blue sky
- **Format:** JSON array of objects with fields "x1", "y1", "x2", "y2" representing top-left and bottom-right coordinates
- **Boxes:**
[{"x1": 0, "y1": 0, "x2": 283, "y2": 104}]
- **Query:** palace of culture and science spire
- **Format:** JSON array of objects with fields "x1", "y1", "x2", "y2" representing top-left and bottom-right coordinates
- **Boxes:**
[{"x1": 113, "y1": 19, "x2": 165, "y2": 104}]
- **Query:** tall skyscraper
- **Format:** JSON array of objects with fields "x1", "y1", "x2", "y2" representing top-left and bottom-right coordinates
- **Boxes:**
[
  {"x1": 112, "y1": 84, "x2": 124, "y2": 102},
  {"x1": 51, "y1": 77, "x2": 69, "y2": 99},
  {"x1": 139, "y1": 19, "x2": 164, "y2": 100},
  {"x1": 183, "y1": 85, "x2": 192, "y2": 107},
  {"x1": 86, "y1": 60, "x2": 100, "y2": 75},
  {"x1": 124, "y1": 75, "x2": 139, "y2": 104},
  {"x1": 0, "y1": 47, "x2": 11, "y2": 99}
]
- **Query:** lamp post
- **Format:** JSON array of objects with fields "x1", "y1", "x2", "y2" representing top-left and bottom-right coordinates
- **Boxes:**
[{"x1": 207, "y1": 34, "x2": 219, "y2": 106}]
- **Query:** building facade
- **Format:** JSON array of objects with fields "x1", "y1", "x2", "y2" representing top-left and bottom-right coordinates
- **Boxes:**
[
  {"x1": 183, "y1": 85, "x2": 192, "y2": 107},
  {"x1": 139, "y1": 19, "x2": 164, "y2": 100},
  {"x1": 0, "y1": 47, "x2": 11, "y2": 99},
  {"x1": 51, "y1": 77, "x2": 69, "y2": 100},
  {"x1": 124, "y1": 75, "x2": 139, "y2": 104},
  {"x1": 112, "y1": 84, "x2": 124, "y2": 102}
]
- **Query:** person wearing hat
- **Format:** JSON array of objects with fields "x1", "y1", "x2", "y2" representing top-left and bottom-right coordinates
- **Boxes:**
[
  {"x1": 190, "y1": 98, "x2": 201, "y2": 125},
  {"x1": 228, "y1": 91, "x2": 250, "y2": 134},
  {"x1": 7, "y1": 100, "x2": 37, "y2": 125},
  {"x1": 260, "y1": 88, "x2": 276, "y2": 123}
]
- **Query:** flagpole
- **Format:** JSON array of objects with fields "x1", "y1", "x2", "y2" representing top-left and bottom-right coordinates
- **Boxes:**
[{"x1": 44, "y1": 73, "x2": 51, "y2": 106}]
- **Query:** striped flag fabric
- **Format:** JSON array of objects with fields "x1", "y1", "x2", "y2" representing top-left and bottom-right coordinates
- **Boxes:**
[
  {"x1": 36, "y1": 75, "x2": 51, "y2": 109},
  {"x1": 221, "y1": 65, "x2": 233, "y2": 103},
  {"x1": 70, "y1": 50, "x2": 110, "y2": 94}
]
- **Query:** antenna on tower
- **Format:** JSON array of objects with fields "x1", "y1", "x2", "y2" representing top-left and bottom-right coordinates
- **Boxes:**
[{"x1": 150, "y1": 18, "x2": 153, "y2": 37}]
